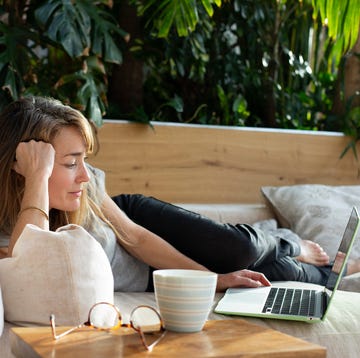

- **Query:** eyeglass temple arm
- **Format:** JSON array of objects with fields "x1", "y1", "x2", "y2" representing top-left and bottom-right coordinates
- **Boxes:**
[
  {"x1": 50, "y1": 314, "x2": 85, "y2": 340},
  {"x1": 137, "y1": 327, "x2": 167, "y2": 352}
]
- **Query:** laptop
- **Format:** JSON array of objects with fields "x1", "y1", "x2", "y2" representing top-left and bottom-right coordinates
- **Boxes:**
[{"x1": 214, "y1": 206, "x2": 360, "y2": 322}]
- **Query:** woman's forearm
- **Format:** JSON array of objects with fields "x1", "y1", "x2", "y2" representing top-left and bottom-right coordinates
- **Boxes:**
[
  {"x1": 126, "y1": 223, "x2": 208, "y2": 270},
  {"x1": 8, "y1": 140, "x2": 54, "y2": 256},
  {"x1": 8, "y1": 177, "x2": 49, "y2": 256},
  {"x1": 101, "y1": 193, "x2": 208, "y2": 271}
]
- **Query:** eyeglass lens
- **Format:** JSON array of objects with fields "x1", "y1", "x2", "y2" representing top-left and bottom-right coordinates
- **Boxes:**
[
  {"x1": 130, "y1": 305, "x2": 165, "y2": 351},
  {"x1": 130, "y1": 306, "x2": 163, "y2": 333},
  {"x1": 89, "y1": 303, "x2": 121, "y2": 329}
]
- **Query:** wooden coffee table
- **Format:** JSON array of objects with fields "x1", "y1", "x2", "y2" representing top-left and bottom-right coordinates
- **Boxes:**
[{"x1": 10, "y1": 319, "x2": 326, "y2": 357}]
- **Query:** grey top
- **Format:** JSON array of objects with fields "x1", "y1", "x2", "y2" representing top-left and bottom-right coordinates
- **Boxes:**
[
  {"x1": 85, "y1": 165, "x2": 149, "y2": 292},
  {"x1": 0, "y1": 234, "x2": 8, "y2": 249},
  {"x1": 0, "y1": 165, "x2": 149, "y2": 292}
]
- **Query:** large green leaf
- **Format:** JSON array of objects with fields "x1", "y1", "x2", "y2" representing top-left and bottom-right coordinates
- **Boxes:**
[
  {"x1": 35, "y1": 0, "x2": 91, "y2": 57},
  {"x1": 55, "y1": 56, "x2": 107, "y2": 126},
  {"x1": 36, "y1": 0, "x2": 126, "y2": 63},
  {"x1": 80, "y1": 3, "x2": 127, "y2": 64},
  {"x1": 3, "y1": 68, "x2": 19, "y2": 99},
  {"x1": 0, "y1": 22, "x2": 38, "y2": 100}
]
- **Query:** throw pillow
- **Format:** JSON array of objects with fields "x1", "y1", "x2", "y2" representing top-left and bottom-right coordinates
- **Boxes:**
[
  {"x1": 261, "y1": 184, "x2": 360, "y2": 261},
  {"x1": 0, "y1": 224, "x2": 114, "y2": 326}
]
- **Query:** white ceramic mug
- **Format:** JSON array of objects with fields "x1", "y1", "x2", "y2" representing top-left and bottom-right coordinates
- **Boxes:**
[{"x1": 153, "y1": 269, "x2": 217, "y2": 333}]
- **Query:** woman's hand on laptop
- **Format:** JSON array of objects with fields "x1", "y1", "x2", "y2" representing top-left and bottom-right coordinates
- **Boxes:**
[{"x1": 216, "y1": 269, "x2": 271, "y2": 292}]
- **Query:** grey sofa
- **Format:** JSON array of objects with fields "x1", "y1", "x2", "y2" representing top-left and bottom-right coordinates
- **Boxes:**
[{"x1": 1, "y1": 202, "x2": 360, "y2": 358}]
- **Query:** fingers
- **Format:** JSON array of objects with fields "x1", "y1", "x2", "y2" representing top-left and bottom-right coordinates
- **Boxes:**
[
  {"x1": 217, "y1": 269, "x2": 271, "y2": 291},
  {"x1": 232, "y1": 269, "x2": 271, "y2": 288},
  {"x1": 14, "y1": 140, "x2": 55, "y2": 178},
  {"x1": 240, "y1": 269, "x2": 271, "y2": 287}
]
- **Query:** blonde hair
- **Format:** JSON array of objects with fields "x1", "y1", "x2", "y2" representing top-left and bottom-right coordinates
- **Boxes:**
[{"x1": 0, "y1": 96, "x2": 124, "y2": 244}]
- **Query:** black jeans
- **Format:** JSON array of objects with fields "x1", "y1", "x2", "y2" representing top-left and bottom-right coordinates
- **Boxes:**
[{"x1": 112, "y1": 194, "x2": 331, "y2": 289}]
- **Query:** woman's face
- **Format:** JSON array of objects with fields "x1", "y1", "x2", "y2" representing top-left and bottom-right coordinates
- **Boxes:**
[{"x1": 48, "y1": 126, "x2": 90, "y2": 211}]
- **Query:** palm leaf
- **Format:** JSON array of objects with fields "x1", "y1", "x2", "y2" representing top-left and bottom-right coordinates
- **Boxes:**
[
  {"x1": 133, "y1": 0, "x2": 222, "y2": 38},
  {"x1": 312, "y1": 0, "x2": 360, "y2": 53}
]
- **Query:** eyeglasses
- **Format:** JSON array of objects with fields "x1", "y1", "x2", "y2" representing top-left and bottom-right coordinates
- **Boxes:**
[{"x1": 50, "y1": 302, "x2": 166, "y2": 351}]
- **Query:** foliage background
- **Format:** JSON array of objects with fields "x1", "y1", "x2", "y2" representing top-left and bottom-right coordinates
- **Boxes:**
[{"x1": 0, "y1": 0, "x2": 359, "y2": 136}]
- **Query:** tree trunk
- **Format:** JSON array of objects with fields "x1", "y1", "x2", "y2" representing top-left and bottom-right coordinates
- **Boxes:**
[
  {"x1": 332, "y1": 29, "x2": 360, "y2": 115},
  {"x1": 108, "y1": 2, "x2": 144, "y2": 115}
]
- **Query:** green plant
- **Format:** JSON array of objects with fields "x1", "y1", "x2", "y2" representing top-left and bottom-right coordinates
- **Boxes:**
[
  {"x1": 127, "y1": 1, "x2": 322, "y2": 127},
  {"x1": 0, "y1": 0, "x2": 129, "y2": 126},
  {"x1": 0, "y1": 0, "x2": 358, "y2": 131},
  {"x1": 124, "y1": 0, "x2": 359, "y2": 136},
  {"x1": 0, "y1": 0, "x2": 224, "y2": 125}
]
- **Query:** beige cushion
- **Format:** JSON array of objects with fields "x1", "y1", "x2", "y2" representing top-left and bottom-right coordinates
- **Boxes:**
[
  {"x1": 262, "y1": 184, "x2": 360, "y2": 291},
  {"x1": 0, "y1": 224, "x2": 114, "y2": 326}
]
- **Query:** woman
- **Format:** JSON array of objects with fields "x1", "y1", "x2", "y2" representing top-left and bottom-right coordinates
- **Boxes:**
[{"x1": 0, "y1": 96, "x2": 332, "y2": 292}]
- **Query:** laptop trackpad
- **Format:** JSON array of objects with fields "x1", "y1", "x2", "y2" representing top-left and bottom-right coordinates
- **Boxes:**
[{"x1": 216, "y1": 287, "x2": 270, "y2": 313}]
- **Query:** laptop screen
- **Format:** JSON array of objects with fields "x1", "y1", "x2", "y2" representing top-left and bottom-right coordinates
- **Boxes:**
[{"x1": 325, "y1": 207, "x2": 360, "y2": 294}]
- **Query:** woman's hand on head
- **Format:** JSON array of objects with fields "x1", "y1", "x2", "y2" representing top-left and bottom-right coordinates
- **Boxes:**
[
  {"x1": 13, "y1": 140, "x2": 55, "y2": 180},
  {"x1": 216, "y1": 269, "x2": 271, "y2": 292}
]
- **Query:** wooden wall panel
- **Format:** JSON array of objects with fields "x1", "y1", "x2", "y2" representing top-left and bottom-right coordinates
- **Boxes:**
[{"x1": 88, "y1": 121, "x2": 360, "y2": 203}]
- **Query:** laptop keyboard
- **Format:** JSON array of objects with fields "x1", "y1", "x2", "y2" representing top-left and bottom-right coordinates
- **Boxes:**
[{"x1": 262, "y1": 287, "x2": 316, "y2": 316}]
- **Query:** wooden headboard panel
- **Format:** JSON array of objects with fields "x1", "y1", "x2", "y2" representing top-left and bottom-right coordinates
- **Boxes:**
[{"x1": 88, "y1": 120, "x2": 360, "y2": 204}]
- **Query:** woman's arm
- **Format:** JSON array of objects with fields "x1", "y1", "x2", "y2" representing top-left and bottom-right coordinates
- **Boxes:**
[
  {"x1": 8, "y1": 141, "x2": 54, "y2": 256},
  {"x1": 101, "y1": 193, "x2": 207, "y2": 271},
  {"x1": 101, "y1": 193, "x2": 271, "y2": 291}
]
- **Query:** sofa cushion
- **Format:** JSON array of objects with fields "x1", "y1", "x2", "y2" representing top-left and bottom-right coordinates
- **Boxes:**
[
  {"x1": 261, "y1": 184, "x2": 360, "y2": 260},
  {"x1": 177, "y1": 203, "x2": 274, "y2": 224},
  {"x1": 0, "y1": 224, "x2": 114, "y2": 327},
  {"x1": 262, "y1": 184, "x2": 360, "y2": 291}
]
